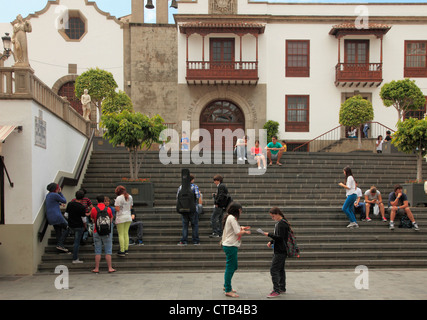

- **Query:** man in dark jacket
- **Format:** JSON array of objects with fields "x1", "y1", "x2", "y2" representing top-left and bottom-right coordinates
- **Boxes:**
[
  {"x1": 263, "y1": 207, "x2": 289, "y2": 298},
  {"x1": 210, "y1": 174, "x2": 231, "y2": 238}
]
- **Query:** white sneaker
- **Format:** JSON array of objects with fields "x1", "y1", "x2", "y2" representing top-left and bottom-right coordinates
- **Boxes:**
[
  {"x1": 238, "y1": 157, "x2": 243, "y2": 161},
  {"x1": 72, "y1": 259, "x2": 84, "y2": 264},
  {"x1": 346, "y1": 222, "x2": 359, "y2": 228},
  {"x1": 258, "y1": 166, "x2": 262, "y2": 169}
]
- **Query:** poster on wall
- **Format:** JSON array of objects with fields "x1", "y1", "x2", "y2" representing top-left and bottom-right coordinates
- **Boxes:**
[{"x1": 35, "y1": 110, "x2": 46, "y2": 149}]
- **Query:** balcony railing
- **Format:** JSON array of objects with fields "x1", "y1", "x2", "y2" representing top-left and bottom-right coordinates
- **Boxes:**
[
  {"x1": 335, "y1": 63, "x2": 383, "y2": 86},
  {"x1": 186, "y1": 61, "x2": 258, "y2": 84}
]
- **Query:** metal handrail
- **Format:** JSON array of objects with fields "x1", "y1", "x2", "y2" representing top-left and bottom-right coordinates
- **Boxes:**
[
  {"x1": 292, "y1": 124, "x2": 343, "y2": 152},
  {"x1": 292, "y1": 121, "x2": 395, "y2": 152},
  {"x1": 37, "y1": 129, "x2": 95, "y2": 242}
]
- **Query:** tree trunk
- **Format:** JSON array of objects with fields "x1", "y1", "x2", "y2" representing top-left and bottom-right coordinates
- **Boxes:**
[
  {"x1": 357, "y1": 128, "x2": 362, "y2": 149},
  {"x1": 129, "y1": 150, "x2": 134, "y2": 180},
  {"x1": 416, "y1": 151, "x2": 423, "y2": 182}
]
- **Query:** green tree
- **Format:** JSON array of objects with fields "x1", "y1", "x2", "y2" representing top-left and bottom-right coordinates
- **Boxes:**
[
  {"x1": 339, "y1": 95, "x2": 374, "y2": 148},
  {"x1": 379, "y1": 79, "x2": 425, "y2": 123},
  {"x1": 263, "y1": 120, "x2": 280, "y2": 142},
  {"x1": 101, "y1": 90, "x2": 134, "y2": 115},
  {"x1": 392, "y1": 118, "x2": 427, "y2": 182},
  {"x1": 101, "y1": 110, "x2": 166, "y2": 180},
  {"x1": 75, "y1": 67, "x2": 118, "y2": 110}
]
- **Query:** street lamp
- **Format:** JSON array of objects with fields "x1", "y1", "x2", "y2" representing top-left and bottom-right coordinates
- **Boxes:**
[{"x1": 1, "y1": 33, "x2": 12, "y2": 61}]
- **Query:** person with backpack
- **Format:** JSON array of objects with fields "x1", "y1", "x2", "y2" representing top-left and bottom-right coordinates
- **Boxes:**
[
  {"x1": 176, "y1": 174, "x2": 200, "y2": 245},
  {"x1": 262, "y1": 207, "x2": 289, "y2": 298},
  {"x1": 90, "y1": 195, "x2": 115, "y2": 273},
  {"x1": 210, "y1": 174, "x2": 232, "y2": 238},
  {"x1": 114, "y1": 185, "x2": 133, "y2": 256}
]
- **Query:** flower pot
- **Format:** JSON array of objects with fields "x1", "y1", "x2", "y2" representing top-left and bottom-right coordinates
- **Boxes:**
[
  {"x1": 383, "y1": 141, "x2": 400, "y2": 154},
  {"x1": 402, "y1": 183, "x2": 427, "y2": 207},
  {"x1": 121, "y1": 181, "x2": 154, "y2": 207}
]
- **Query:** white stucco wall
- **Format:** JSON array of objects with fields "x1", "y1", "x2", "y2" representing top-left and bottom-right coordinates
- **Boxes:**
[
  {"x1": 4, "y1": 0, "x2": 124, "y2": 90},
  {"x1": 176, "y1": 1, "x2": 427, "y2": 140},
  {"x1": 1, "y1": 100, "x2": 87, "y2": 225}
]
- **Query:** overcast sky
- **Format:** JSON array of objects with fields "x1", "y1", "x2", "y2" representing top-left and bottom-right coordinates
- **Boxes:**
[{"x1": 1, "y1": 0, "x2": 427, "y2": 23}]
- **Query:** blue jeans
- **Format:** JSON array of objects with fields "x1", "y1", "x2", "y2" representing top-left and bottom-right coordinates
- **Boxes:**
[
  {"x1": 342, "y1": 194, "x2": 358, "y2": 223},
  {"x1": 93, "y1": 232, "x2": 113, "y2": 255},
  {"x1": 53, "y1": 222, "x2": 69, "y2": 248},
  {"x1": 70, "y1": 227, "x2": 84, "y2": 260},
  {"x1": 181, "y1": 211, "x2": 199, "y2": 244}
]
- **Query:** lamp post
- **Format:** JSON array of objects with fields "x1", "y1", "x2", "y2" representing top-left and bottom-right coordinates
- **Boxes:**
[{"x1": 1, "y1": 33, "x2": 12, "y2": 64}]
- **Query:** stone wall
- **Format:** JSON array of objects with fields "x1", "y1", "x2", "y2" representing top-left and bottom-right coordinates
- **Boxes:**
[{"x1": 124, "y1": 24, "x2": 178, "y2": 122}]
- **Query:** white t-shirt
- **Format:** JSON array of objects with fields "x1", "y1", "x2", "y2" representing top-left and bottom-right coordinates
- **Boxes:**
[
  {"x1": 346, "y1": 176, "x2": 356, "y2": 196},
  {"x1": 114, "y1": 194, "x2": 133, "y2": 224},
  {"x1": 222, "y1": 215, "x2": 241, "y2": 247}
]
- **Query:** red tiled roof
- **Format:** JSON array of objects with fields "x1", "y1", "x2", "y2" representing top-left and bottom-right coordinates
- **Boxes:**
[
  {"x1": 180, "y1": 21, "x2": 265, "y2": 34},
  {"x1": 329, "y1": 23, "x2": 391, "y2": 35}
]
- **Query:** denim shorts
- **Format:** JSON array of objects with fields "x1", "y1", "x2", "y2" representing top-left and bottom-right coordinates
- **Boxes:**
[{"x1": 93, "y1": 232, "x2": 113, "y2": 255}]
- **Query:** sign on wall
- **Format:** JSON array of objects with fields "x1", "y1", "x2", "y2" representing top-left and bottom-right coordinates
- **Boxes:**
[{"x1": 35, "y1": 110, "x2": 46, "y2": 149}]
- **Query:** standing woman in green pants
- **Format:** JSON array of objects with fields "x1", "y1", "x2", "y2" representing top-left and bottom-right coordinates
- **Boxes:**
[
  {"x1": 114, "y1": 185, "x2": 133, "y2": 256},
  {"x1": 221, "y1": 202, "x2": 251, "y2": 298}
]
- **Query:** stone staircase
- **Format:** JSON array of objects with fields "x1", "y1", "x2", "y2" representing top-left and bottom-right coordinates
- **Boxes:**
[{"x1": 37, "y1": 142, "x2": 427, "y2": 273}]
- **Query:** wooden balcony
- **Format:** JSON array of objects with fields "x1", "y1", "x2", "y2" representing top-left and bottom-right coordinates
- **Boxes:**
[
  {"x1": 335, "y1": 63, "x2": 383, "y2": 87},
  {"x1": 186, "y1": 61, "x2": 258, "y2": 85}
]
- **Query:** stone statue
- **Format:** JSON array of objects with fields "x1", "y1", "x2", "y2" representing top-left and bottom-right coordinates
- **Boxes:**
[
  {"x1": 12, "y1": 14, "x2": 32, "y2": 67},
  {"x1": 81, "y1": 89, "x2": 91, "y2": 121}
]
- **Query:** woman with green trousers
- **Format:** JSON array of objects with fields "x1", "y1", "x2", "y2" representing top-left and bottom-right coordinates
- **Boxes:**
[
  {"x1": 114, "y1": 185, "x2": 133, "y2": 256},
  {"x1": 221, "y1": 202, "x2": 251, "y2": 298}
]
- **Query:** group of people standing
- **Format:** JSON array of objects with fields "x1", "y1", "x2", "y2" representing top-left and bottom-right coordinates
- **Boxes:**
[
  {"x1": 339, "y1": 166, "x2": 420, "y2": 231},
  {"x1": 45, "y1": 183, "x2": 140, "y2": 273},
  {"x1": 177, "y1": 173, "x2": 290, "y2": 298}
]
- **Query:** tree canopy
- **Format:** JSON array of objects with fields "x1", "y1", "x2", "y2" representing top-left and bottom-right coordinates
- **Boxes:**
[
  {"x1": 75, "y1": 67, "x2": 118, "y2": 107},
  {"x1": 392, "y1": 118, "x2": 427, "y2": 181},
  {"x1": 380, "y1": 79, "x2": 425, "y2": 123}
]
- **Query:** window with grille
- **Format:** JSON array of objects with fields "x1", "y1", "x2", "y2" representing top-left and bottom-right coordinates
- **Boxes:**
[
  {"x1": 405, "y1": 41, "x2": 427, "y2": 77},
  {"x1": 286, "y1": 40, "x2": 310, "y2": 77},
  {"x1": 286, "y1": 95, "x2": 309, "y2": 132},
  {"x1": 58, "y1": 10, "x2": 87, "y2": 42},
  {"x1": 65, "y1": 17, "x2": 85, "y2": 40}
]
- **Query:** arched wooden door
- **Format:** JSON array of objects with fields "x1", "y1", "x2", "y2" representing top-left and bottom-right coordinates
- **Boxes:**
[
  {"x1": 200, "y1": 100, "x2": 245, "y2": 151},
  {"x1": 58, "y1": 81, "x2": 83, "y2": 115}
]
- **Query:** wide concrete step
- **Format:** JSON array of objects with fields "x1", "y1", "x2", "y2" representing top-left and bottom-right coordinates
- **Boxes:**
[{"x1": 37, "y1": 148, "x2": 427, "y2": 273}]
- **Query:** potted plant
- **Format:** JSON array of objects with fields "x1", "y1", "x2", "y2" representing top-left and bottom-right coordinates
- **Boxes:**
[
  {"x1": 100, "y1": 90, "x2": 166, "y2": 206},
  {"x1": 392, "y1": 117, "x2": 427, "y2": 206}
]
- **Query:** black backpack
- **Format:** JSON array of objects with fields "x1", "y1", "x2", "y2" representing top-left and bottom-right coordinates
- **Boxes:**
[
  {"x1": 95, "y1": 206, "x2": 112, "y2": 236},
  {"x1": 283, "y1": 219, "x2": 300, "y2": 258},
  {"x1": 176, "y1": 169, "x2": 196, "y2": 214}
]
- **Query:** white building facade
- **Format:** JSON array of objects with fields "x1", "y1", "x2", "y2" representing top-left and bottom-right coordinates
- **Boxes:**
[
  {"x1": 175, "y1": 0, "x2": 427, "y2": 149},
  {"x1": 2, "y1": 0, "x2": 124, "y2": 115}
]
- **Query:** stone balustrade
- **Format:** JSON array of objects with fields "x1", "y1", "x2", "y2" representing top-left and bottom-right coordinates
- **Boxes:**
[{"x1": 0, "y1": 66, "x2": 90, "y2": 137}]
